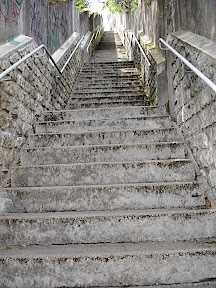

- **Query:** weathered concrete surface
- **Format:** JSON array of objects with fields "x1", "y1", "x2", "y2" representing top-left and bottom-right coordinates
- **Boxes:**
[
  {"x1": 166, "y1": 30, "x2": 216, "y2": 201},
  {"x1": 67, "y1": 99, "x2": 148, "y2": 109},
  {"x1": 0, "y1": 241, "x2": 216, "y2": 288},
  {"x1": 21, "y1": 142, "x2": 186, "y2": 166},
  {"x1": 0, "y1": 33, "x2": 81, "y2": 185},
  {"x1": 35, "y1": 116, "x2": 175, "y2": 134},
  {"x1": 1, "y1": 31, "x2": 214, "y2": 287},
  {"x1": 116, "y1": 0, "x2": 216, "y2": 47},
  {"x1": 0, "y1": 0, "x2": 102, "y2": 53},
  {"x1": 1, "y1": 209, "x2": 216, "y2": 245},
  {"x1": 29, "y1": 127, "x2": 180, "y2": 148},
  {"x1": 11, "y1": 159, "x2": 196, "y2": 187},
  {"x1": 74, "y1": 80, "x2": 143, "y2": 89},
  {"x1": 91, "y1": 31, "x2": 129, "y2": 63},
  {"x1": 0, "y1": 181, "x2": 205, "y2": 213},
  {"x1": 40, "y1": 106, "x2": 167, "y2": 122}
]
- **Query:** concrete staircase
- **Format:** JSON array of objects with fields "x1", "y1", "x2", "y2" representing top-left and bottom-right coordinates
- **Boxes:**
[{"x1": 1, "y1": 32, "x2": 216, "y2": 288}]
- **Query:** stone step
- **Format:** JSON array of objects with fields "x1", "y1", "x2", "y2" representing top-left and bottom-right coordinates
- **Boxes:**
[
  {"x1": 77, "y1": 75, "x2": 140, "y2": 82},
  {"x1": 40, "y1": 106, "x2": 167, "y2": 122},
  {"x1": 73, "y1": 86, "x2": 143, "y2": 93},
  {"x1": 29, "y1": 127, "x2": 180, "y2": 148},
  {"x1": 137, "y1": 283, "x2": 216, "y2": 288},
  {"x1": 67, "y1": 96, "x2": 146, "y2": 106},
  {"x1": 1, "y1": 209, "x2": 215, "y2": 246},
  {"x1": 35, "y1": 115, "x2": 174, "y2": 134},
  {"x1": 80, "y1": 67, "x2": 139, "y2": 74},
  {"x1": 67, "y1": 99, "x2": 148, "y2": 109},
  {"x1": 21, "y1": 142, "x2": 186, "y2": 166},
  {"x1": 11, "y1": 159, "x2": 196, "y2": 187},
  {"x1": 72, "y1": 90, "x2": 144, "y2": 97},
  {"x1": 1, "y1": 241, "x2": 216, "y2": 288},
  {"x1": 84, "y1": 61, "x2": 135, "y2": 68},
  {"x1": 77, "y1": 72, "x2": 140, "y2": 78},
  {"x1": 74, "y1": 81, "x2": 143, "y2": 89},
  {"x1": 1, "y1": 181, "x2": 205, "y2": 213}
]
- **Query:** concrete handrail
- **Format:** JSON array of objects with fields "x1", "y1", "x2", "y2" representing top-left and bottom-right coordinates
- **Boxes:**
[{"x1": 159, "y1": 38, "x2": 216, "y2": 93}]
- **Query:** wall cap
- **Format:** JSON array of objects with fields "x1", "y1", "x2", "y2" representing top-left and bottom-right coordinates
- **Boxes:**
[
  {"x1": 170, "y1": 30, "x2": 216, "y2": 64},
  {"x1": 52, "y1": 32, "x2": 80, "y2": 63},
  {"x1": 0, "y1": 35, "x2": 33, "y2": 60},
  {"x1": 139, "y1": 34, "x2": 165, "y2": 66}
]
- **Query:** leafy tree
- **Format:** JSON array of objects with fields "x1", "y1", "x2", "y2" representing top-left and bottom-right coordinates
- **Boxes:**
[
  {"x1": 144, "y1": 0, "x2": 154, "y2": 6},
  {"x1": 103, "y1": 0, "x2": 138, "y2": 14},
  {"x1": 76, "y1": 0, "x2": 89, "y2": 11}
]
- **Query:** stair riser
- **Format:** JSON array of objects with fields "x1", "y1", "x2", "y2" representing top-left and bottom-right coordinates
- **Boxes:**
[
  {"x1": 79, "y1": 72, "x2": 139, "y2": 77},
  {"x1": 1, "y1": 182, "x2": 204, "y2": 213},
  {"x1": 83, "y1": 64, "x2": 135, "y2": 69},
  {"x1": 29, "y1": 128, "x2": 180, "y2": 148},
  {"x1": 68, "y1": 95, "x2": 145, "y2": 104},
  {"x1": 73, "y1": 86, "x2": 143, "y2": 93},
  {"x1": 73, "y1": 83, "x2": 142, "y2": 89},
  {"x1": 21, "y1": 143, "x2": 186, "y2": 166},
  {"x1": 67, "y1": 100, "x2": 147, "y2": 109},
  {"x1": 1, "y1": 211, "x2": 215, "y2": 245},
  {"x1": 1, "y1": 249, "x2": 216, "y2": 288},
  {"x1": 77, "y1": 75, "x2": 139, "y2": 81},
  {"x1": 11, "y1": 160, "x2": 195, "y2": 187},
  {"x1": 72, "y1": 92, "x2": 144, "y2": 98},
  {"x1": 77, "y1": 77, "x2": 140, "y2": 83},
  {"x1": 41, "y1": 106, "x2": 167, "y2": 122},
  {"x1": 81, "y1": 68, "x2": 138, "y2": 73},
  {"x1": 35, "y1": 117, "x2": 174, "y2": 134}
]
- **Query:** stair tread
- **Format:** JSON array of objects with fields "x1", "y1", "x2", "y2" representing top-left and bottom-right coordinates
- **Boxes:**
[
  {"x1": 30, "y1": 127, "x2": 178, "y2": 137},
  {"x1": 36, "y1": 114, "x2": 171, "y2": 124},
  {"x1": 40, "y1": 105, "x2": 166, "y2": 116},
  {"x1": 24, "y1": 141, "x2": 184, "y2": 151},
  {"x1": 1, "y1": 240, "x2": 216, "y2": 258},
  {"x1": 14, "y1": 158, "x2": 193, "y2": 168},
  {"x1": 3, "y1": 180, "x2": 202, "y2": 191},
  {"x1": 2, "y1": 207, "x2": 214, "y2": 219}
]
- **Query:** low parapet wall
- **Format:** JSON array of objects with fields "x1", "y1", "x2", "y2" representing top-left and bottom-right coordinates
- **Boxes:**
[
  {"x1": 118, "y1": 28, "x2": 167, "y2": 106},
  {"x1": 0, "y1": 29, "x2": 103, "y2": 186},
  {"x1": 166, "y1": 30, "x2": 216, "y2": 201}
]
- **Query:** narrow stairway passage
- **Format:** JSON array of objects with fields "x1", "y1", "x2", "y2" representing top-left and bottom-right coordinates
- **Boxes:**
[{"x1": 1, "y1": 31, "x2": 216, "y2": 288}]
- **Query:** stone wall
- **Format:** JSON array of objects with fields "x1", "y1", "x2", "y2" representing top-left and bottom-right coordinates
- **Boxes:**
[
  {"x1": 0, "y1": 32, "x2": 86, "y2": 185},
  {"x1": 118, "y1": 28, "x2": 166, "y2": 106},
  {"x1": 0, "y1": 0, "x2": 103, "y2": 53},
  {"x1": 114, "y1": 1, "x2": 216, "y2": 200},
  {"x1": 166, "y1": 31, "x2": 216, "y2": 200},
  {"x1": 122, "y1": 0, "x2": 216, "y2": 47}
]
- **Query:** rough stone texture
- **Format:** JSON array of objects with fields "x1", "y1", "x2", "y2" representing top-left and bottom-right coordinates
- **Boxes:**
[
  {"x1": 0, "y1": 31, "x2": 215, "y2": 287},
  {"x1": 116, "y1": 0, "x2": 216, "y2": 47},
  {"x1": 1, "y1": 209, "x2": 216, "y2": 246},
  {"x1": 166, "y1": 30, "x2": 216, "y2": 201},
  {"x1": 0, "y1": 32, "x2": 84, "y2": 185},
  {"x1": 11, "y1": 159, "x2": 196, "y2": 187},
  {"x1": 0, "y1": 181, "x2": 205, "y2": 213},
  {"x1": 0, "y1": 241, "x2": 216, "y2": 288},
  {"x1": 29, "y1": 127, "x2": 181, "y2": 148},
  {"x1": 120, "y1": 29, "x2": 167, "y2": 106}
]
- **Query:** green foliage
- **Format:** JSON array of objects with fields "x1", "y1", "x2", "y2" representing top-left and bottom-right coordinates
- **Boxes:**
[
  {"x1": 103, "y1": 0, "x2": 138, "y2": 14},
  {"x1": 144, "y1": 0, "x2": 155, "y2": 6},
  {"x1": 76, "y1": 0, "x2": 89, "y2": 11}
]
